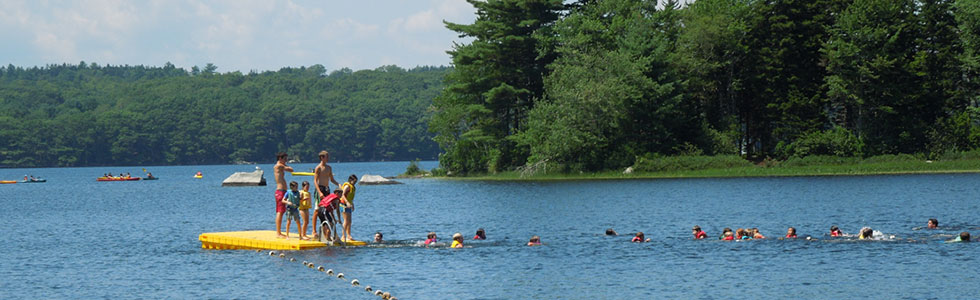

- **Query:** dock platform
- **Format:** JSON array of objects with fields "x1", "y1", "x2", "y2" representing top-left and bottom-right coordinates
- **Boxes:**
[{"x1": 199, "y1": 230, "x2": 367, "y2": 250}]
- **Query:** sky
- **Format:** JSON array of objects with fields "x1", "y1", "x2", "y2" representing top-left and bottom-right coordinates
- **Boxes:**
[{"x1": 0, "y1": 0, "x2": 477, "y2": 73}]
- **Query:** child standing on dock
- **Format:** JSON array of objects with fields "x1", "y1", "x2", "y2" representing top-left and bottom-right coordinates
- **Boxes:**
[
  {"x1": 340, "y1": 174, "x2": 358, "y2": 242},
  {"x1": 299, "y1": 181, "x2": 313, "y2": 240},
  {"x1": 283, "y1": 181, "x2": 305, "y2": 240}
]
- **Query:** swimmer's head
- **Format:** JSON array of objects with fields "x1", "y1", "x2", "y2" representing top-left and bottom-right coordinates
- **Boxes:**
[
  {"x1": 453, "y1": 232, "x2": 463, "y2": 241},
  {"x1": 635, "y1": 232, "x2": 645, "y2": 240},
  {"x1": 860, "y1": 227, "x2": 873, "y2": 238},
  {"x1": 830, "y1": 225, "x2": 839, "y2": 232},
  {"x1": 692, "y1": 225, "x2": 702, "y2": 233},
  {"x1": 374, "y1": 232, "x2": 383, "y2": 242},
  {"x1": 529, "y1": 235, "x2": 541, "y2": 243},
  {"x1": 787, "y1": 227, "x2": 796, "y2": 236},
  {"x1": 348, "y1": 174, "x2": 358, "y2": 183},
  {"x1": 605, "y1": 228, "x2": 618, "y2": 236},
  {"x1": 427, "y1": 232, "x2": 437, "y2": 239},
  {"x1": 289, "y1": 181, "x2": 298, "y2": 190},
  {"x1": 302, "y1": 181, "x2": 309, "y2": 189},
  {"x1": 928, "y1": 218, "x2": 938, "y2": 229},
  {"x1": 475, "y1": 228, "x2": 486, "y2": 239},
  {"x1": 960, "y1": 232, "x2": 970, "y2": 242}
]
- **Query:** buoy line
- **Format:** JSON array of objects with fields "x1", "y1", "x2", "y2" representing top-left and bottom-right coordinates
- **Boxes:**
[{"x1": 264, "y1": 250, "x2": 398, "y2": 299}]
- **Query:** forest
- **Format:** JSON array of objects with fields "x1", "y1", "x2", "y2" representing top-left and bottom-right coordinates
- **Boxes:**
[
  {"x1": 0, "y1": 63, "x2": 447, "y2": 167},
  {"x1": 430, "y1": 0, "x2": 980, "y2": 175}
]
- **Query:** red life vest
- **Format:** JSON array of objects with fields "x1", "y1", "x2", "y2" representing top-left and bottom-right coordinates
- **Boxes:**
[
  {"x1": 694, "y1": 231, "x2": 708, "y2": 239},
  {"x1": 319, "y1": 194, "x2": 339, "y2": 209},
  {"x1": 786, "y1": 234, "x2": 797, "y2": 238}
]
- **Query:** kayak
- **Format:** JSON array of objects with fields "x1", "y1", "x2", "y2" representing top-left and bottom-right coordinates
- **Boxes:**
[
  {"x1": 97, "y1": 177, "x2": 141, "y2": 182},
  {"x1": 292, "y1": 172, "x2": 315, "y2": 176},
  {"x1": 0, "y1": 180, "x2": 16, "y2": 184},
  {"x1": 21, "y1": 179, "x2": 46, "y2": 183},
  {"x1": 194, "y1": 175, "x2": 203, "y2": 179},
  {"x1": 143, "y1": 177, "x2": 159, "y2": 181}
]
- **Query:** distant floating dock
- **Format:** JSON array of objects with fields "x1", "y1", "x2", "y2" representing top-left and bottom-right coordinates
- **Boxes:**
[{"x1": 199, "y1": 230, "x2": 367, "y2": 250}]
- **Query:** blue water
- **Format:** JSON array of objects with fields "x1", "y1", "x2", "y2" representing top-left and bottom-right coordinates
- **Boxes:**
[{"x1": 1, "y1": 162, "x2": 978, "y2": 299}]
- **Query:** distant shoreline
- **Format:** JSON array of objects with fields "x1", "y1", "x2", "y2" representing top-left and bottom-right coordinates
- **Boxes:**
[{"x1": 428, "y1": 159, "x2": 980, "y2": 181}]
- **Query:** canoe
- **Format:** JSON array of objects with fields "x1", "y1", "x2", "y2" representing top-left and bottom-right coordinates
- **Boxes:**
[
  {"x1": 291, "y1": 172, "x2": 315, "y2": 176},
  {"x1": 0, "y1": 180, "x2": 16, "y2": 184},
  {"x1": 199, "y1": 230, "x2": 367, "y2": 250},
  {"x1": 21, "y1": 179, "x2": 46, "y2": 183},
  {"x1": 97, "y1": 177, "x2": 141, "y2": 182}
]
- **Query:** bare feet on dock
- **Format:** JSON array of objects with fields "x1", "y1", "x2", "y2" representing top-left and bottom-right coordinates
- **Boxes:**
[{"x1": 277, "y1": 234, "x2": 287, "y2": 239}]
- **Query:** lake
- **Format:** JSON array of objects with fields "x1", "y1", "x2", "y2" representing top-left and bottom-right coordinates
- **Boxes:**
[{"x1": 1, "y1": 162, "x2": 978, "y2": 299}]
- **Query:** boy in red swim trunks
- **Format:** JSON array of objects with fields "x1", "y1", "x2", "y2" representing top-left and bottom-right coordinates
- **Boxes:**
[{"x1": 274, "y1": 152, "x2": 294, "y2": 238}]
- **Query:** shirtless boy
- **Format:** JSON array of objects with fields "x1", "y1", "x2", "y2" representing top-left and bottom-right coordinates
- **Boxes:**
[
  {"x1": 274, "y1": 152, "x2": 294, "y2": 238},
  {"x1": 312, "y1": 150, "x2": 340, "y2": 238}
]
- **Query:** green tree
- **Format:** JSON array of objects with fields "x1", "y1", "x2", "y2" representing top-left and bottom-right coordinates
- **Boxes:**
[
  {"x1": 430, "y1": 0, "x2": 564, "y2": 174},
  {"x1": 823, "y1": 0, "x2": 921, "y2": 154}
]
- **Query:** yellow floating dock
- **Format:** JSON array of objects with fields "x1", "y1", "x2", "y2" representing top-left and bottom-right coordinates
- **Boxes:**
[{"x1": 199, "y1": 230, "x2": 367, "y2": 250}]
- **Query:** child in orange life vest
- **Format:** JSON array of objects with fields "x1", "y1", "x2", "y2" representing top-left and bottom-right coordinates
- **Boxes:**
[
  {"x1": 424, "y1": 232, "x2": 437, "y2": 246},
  {"x1": 785, "y1": 227, "x2": 797, "y2": 238},
  {"x1": 830, "y1": 226, "x2": 843, "y2": 237},
  {"x1": 752, "y1": 228, "x2": 766, "y2": 239},
  {"x1": 632, "y1": 232, "x2": 651, "y2": 242},
  {"x1": 692, "y1": 225, "x2": 708, "y2": 239},
  {"x1": 720, "y1": 228, "x2": 734, "y2": 240}
]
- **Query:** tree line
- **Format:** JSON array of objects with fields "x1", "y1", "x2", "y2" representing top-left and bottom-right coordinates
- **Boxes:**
[
  {"x1": 0, "y1": 63, "x2": 447, "y2": 167},
  {"x1": 430, "y1": 0, "x2": 980, "y2": 175}
]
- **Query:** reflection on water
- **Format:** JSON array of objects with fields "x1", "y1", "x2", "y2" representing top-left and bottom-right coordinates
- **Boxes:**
[{"x1": 0, "y1": 163, "x2": 978, "y2": 299}]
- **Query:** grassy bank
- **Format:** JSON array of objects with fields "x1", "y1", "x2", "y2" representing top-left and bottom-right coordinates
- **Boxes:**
[{"x1": 426, "y1": 153, "x2": 980, "y2": 181}]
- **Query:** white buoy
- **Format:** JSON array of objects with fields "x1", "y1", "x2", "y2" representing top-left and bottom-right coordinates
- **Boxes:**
[
  {"x1": 365, "y1": 286, "x2": 373, "y2": 292},
  {"x1": 351, "y1": 279, "x2": 360, "y2": 286},
  {"x1": 279, "y1": 253, "x2": 285, "y2": 258},
  {"x1": 374, "y1": 290, "x2": 383, "y2": 296},
  {"x1": 269, "y1": 251, "x2": 275, "y2": 256},
  {"x1": 337, "y1": 273, "x2": 345, "y2": 279},
  {"x1": 317, "y1": 266, "x2": 325, "y2": 272},
  {"x1": 326, "y1": 269, "x2": 334, "y2": 275}
]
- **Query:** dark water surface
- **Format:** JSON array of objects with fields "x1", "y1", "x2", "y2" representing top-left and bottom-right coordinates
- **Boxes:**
[{"x1": 1, "y1": 162, "x2": 978, "y2": 299}]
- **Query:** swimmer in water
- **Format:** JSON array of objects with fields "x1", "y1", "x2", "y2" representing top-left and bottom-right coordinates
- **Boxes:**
[
  {"x1": 948, "y1": 232, "x2": 970, "y2": 242},
  {"x1": 785, "y1": 227, "x2": 797, "y2": 238},
  {"x1": 605, "y1": 228, "x2": 618, "y2": 236},
  {"x1": 830, "y1": 226, "x2": 843, "y2": 237},
  {"x1": 692, "y1": 225, "x2": 708, "y2": 239},
  {"x1": 528, "y1": 235, "x2": 542, "y2": 246},
  {"x1": 374, "y1": 232, "x2": 383, "y2": 243},
  {"x1": 927, "y1": 218, "x2": 939, "y2": 229},
  {"x1": 752, "y1": 228, "x2": 766, "y2": 239},
  {"x1": 474, "y1": 228, "x2": 486, "y2": 240},
  {"x1": 451, "y1": 233, "x2": 464, "y2": 248},
  {"x1": 632, "y1": 232, "x2": 650, "y2": 242},
  {"x1": 720, "y1": 228, "x2": 734, "y2": 241},
  {"x1": 736, "y1": 228, "x2": 752, "y2": 240},
  {"x1": 858, "y1": 227, "x2": 874, "y2": 239},
  {"x1": 424, "y1": 232, "x2": 437, "y2": 246}
]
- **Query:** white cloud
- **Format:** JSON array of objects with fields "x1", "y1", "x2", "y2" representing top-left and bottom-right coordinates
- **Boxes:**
[{"x1": 0, "y1": 0, "x2": 476, "y2": 71}]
